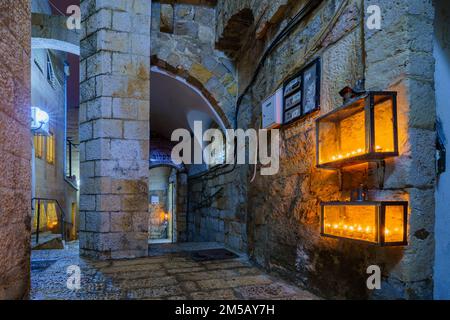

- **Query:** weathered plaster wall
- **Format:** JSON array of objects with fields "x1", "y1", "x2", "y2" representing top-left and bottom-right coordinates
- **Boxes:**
[
  {"x1": 0, "y1": 1, "x2": 32, "y2": 299},
  {"x1": 79, "y1": 0, "x2": 151, "y2": 259},
  {"x1": 212, "y1": 0, "x2": 436, "y2": 299}
]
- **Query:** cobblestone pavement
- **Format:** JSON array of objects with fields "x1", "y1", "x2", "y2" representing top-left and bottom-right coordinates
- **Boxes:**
[{"x1": 31, "y1": 242, "x2": 319, "y2": 300}]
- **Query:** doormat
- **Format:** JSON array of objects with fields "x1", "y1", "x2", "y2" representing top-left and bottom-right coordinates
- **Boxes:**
[{"x1": 190, "y1": 248, "x2": 238, "y2": 262}]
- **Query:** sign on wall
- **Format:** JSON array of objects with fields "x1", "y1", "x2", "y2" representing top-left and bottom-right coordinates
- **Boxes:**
[{"x1": 283, "y1": 58, "x2": 321, "y2": 124}]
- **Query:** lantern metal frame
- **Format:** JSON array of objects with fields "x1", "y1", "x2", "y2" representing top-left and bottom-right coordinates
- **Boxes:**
[
  {"x1": 320, "y1": 201, "x2": 408, "y2": 246},
  {"x1": 316, "y1": 91, "x2": 399, "y2": 169}
]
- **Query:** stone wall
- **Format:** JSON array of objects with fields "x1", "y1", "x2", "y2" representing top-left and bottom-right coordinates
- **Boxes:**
[
  {"x1": 211, "y1": 0, "x2": 437, "y2": 299},
  {"x1": 32, "y1": 13, "x2": 81, "y2": 50},
  {"x1": 150, "y1": 1, "x2": 244, "y2": 250},
  {"x1": 363, "y1": 0, "x2": 436, "y2": 299},
  {"x1": 0, "y1": 1, "x2": 32, "y2": 299},
  {"x1": 151, "y1": 1, "x2": 237, "y2": 126},
  {"x1": 188, "y1": 164, "x2": 248, "y2": 252},
  {"x1": 79, "y1": 0, "x2": 151, "y2": 259},
  {"x1": 176, "y1": 172, "x2": 188, "y2": 242}
]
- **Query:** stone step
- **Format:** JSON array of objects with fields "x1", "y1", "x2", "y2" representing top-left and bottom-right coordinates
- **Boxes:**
[{"x1": 32, "y1": 232, "x2": 64, "y2": 250}]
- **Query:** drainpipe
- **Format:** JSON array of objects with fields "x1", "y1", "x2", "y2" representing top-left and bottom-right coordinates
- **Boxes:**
[{"x1": 63, "y1": 61, "x2": 69, "y2": 178}]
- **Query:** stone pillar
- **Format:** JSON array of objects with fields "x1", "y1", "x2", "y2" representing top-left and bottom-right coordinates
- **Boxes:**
[
  {"x1": 0, "y1": 1, "x2": 31, "y2": 298},
  {"x1": 79, "y1": 0, "x2": 150, "y2": 259}
]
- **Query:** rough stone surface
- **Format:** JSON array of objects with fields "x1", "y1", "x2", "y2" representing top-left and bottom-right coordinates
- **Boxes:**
[
  {"x1": 151, "y1": 2, "x2": 236, "y2": 127},
  {"x1": 79, "y1": 0, "x2": 151, "y2": 260},
  {"x1": 0, "y1": 0, "x2": 32, "y2": 299},
  {"x1": 193, "y1": 0, "x2": 438, "y2": 299},
  {"x1": 31, "y1": 242, "x2": 318, "y2": 300}
]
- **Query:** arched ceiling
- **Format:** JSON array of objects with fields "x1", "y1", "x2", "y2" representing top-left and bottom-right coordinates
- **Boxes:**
[{"x1": 150, "y1": 68, "x2": 225, "y2": 140}]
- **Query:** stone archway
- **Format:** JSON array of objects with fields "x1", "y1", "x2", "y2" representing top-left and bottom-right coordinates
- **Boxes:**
[
  {"x1": 150, "y1": 55, "x2": 235, "y2": 129},
  {"x1": 31, "y1": 38, "x2": 80, "y2": 55},
  {"x1": 151, "y1": 58, "x2": 231, "y2": 130},
  {"x1": 31, "y1": 13, "x2": 80, "y2": 50},
  {"x1": 150, "y1": 1, "x2": 238, "y2": 129}
]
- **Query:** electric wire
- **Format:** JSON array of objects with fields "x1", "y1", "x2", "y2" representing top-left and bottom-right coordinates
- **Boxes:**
[{"x1": 189, "y1": 0, "x2": 324, "y2": 182}]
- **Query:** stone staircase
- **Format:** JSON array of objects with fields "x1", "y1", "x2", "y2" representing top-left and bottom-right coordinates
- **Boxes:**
[{"x1": 31, "y1": 232, "x2": 64, "y2": 250}]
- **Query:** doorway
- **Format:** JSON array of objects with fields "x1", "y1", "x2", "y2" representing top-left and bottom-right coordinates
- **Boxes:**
[{"x1": 148, "y1": 167, "x2": 177, "y2": 244}]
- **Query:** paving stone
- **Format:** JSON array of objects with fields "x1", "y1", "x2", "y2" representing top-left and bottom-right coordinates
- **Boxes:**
[
  {"x1": 197, "y1": 275, "x2": 273, "y2": 290},
  {"x1": 31, "y1": 242, "x2": 318, "y2": 300},
  {"x1": 190, "y1": 289, "x2": 238, "y2": 300}
]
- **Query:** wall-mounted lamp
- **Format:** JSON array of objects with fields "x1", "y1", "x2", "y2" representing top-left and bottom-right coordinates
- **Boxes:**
[
  {"x1": 321, "y1": 187, "x2": 408, "y2": 246},
  {"x1": 316, "y1": 87, "x2": 398, "y2": 169},
  {"x1": 31, "y1": 106, "x2": 50, "y2": 136}
]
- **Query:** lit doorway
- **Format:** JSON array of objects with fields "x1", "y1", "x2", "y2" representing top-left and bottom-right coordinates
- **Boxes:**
[{"x1": 148, "y1": 167, "x2": 177, "y2": 244}]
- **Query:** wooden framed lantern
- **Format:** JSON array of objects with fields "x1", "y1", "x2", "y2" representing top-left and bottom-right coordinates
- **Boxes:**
[
  {"x1": 316, "y1": 88, "x2": 398, "y2": 169},
  {"x1": 321, "y1": 201, "x2": 408, "y2": 246}
]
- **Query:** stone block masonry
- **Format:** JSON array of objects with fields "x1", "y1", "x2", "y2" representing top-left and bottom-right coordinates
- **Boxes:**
[
  {"x1": 79, "y1": 0, "x2": 151, "y2": 260},
  {"x1": 151, "y1": 2, "x2": 237, "y2": 127},
  {"x1": 210, "y1": 0, "x2": 438, "y2": 299},
  {"x1": 0, "y1": 1, "x2": 32, "y2": 299}
]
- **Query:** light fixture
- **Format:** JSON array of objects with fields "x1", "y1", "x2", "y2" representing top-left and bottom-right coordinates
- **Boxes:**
[
  {"x1": 316, "y1": 87, "x2": 398, "y2": 169},
  {"x1": 31, "y1": 106, "x2": 50, "y2": 135},
  {"x1": 320, "y1": 187, "x2": 408, "y2": 246}
]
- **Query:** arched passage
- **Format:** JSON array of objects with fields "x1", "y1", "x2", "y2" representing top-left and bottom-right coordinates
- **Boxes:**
[
  {"x1": 149, "y1": 64, "x2": 229, "y2": 243},
  {"x1": 31, "y1": 38, "x2": 80, "y2": 56},
  {"x1": 151, "y1": 57, "x2": 233, "y2": 129}
]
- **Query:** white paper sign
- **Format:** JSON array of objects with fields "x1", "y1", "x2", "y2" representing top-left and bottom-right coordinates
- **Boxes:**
[{"x1": 151, "y1": 196, "x2": 159, "y2": 204}]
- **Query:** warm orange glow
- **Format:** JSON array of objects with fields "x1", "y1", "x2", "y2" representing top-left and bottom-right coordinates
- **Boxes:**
[
  {"x1": 323, "y1": 205, "x2": 378, "y2": 242},
  {"x1": 46, "y1": 133, "x2": 55, "y2": 164},
  {"x1": 322, "y1": 202, "x2": 406, "y2": 245},
  {"x1": 48, "y1": 221, "x2": 58, "y2": 228},
  {"x1": 374, "y1": 96, "x2": 395, "y2": 153},
  {"x1": 317, "y1": 93, "x2": 397, "y2": 167},
  {"x1": 46, "y1": 202, "x2": 58, "y2": 230},
  {"x1": 384, "y1": 205, "x2": 405, "y2": 243},
  {"x1": 34, "y1": 135, "x2": 44, "y2": 159}
]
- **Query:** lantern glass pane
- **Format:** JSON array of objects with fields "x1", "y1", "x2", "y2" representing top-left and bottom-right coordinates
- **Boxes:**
[
  {"x1": 384, "y1": 205, "x2": 405, "y2": 243},
  {"x1": 374, "y1": 95, "x2": 395, "y2": 153},
  {"x1": 318, "y1": 99, "x2": 367, "y2": 165},
  {"x1": 323, "y1": 205, "x2": 378, "y2": 243}
]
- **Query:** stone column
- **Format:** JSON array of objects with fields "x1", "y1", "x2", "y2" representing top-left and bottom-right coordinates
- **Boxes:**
[
  {"x1": 0, "y1": 1, "x2": 31, "y2": 298},
  {"x1": 79, "y1": 0, "x2": 150, "y2": 259}
]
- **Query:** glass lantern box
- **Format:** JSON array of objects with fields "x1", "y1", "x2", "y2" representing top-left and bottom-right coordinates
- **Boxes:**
[
  {"x1": 316, "y1": 91, "x2": 398, "y2": 169},
  {"x1": 321, "y1": 201, "x2": 408, "y2": 246}
]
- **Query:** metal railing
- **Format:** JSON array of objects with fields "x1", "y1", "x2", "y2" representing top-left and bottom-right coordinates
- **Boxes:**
[
  {"x1": 31, "y1": 197, "x2": 69, "y2": 244},
  {"x1": 66, "y1": 138, "x2": 79, "y2": 179}
]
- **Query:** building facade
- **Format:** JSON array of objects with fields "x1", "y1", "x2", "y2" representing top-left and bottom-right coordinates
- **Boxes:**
[{"x1": 0, "y1": 0, "x2": 449, "y2": 300}]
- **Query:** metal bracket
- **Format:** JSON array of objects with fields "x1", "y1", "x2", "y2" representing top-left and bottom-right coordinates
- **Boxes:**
[
  {"x1": 337, "y1": 169, "x2": 344, "y2": 191},
  {"x1": 376, "y1": 160, "x2": 386, "y2": 189}
]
